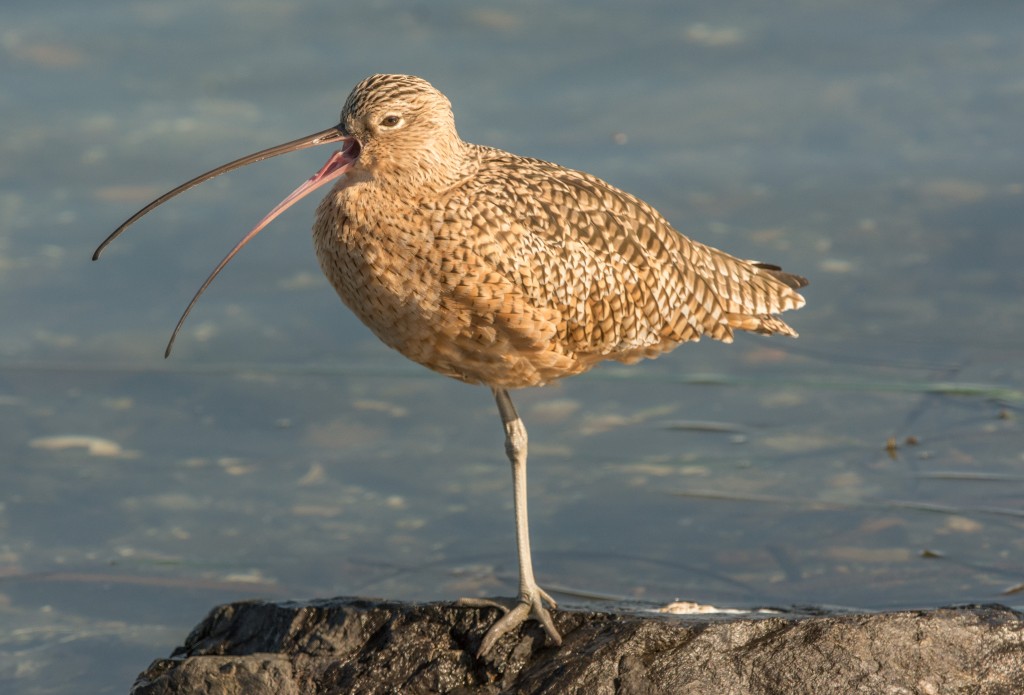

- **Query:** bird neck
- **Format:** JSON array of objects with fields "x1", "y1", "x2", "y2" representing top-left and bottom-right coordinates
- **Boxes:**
[{"x1": 368, "y1": 136, "x2": 477, "y2": 197}]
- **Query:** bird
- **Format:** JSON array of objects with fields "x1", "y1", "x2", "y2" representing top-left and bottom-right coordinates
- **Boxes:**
[{"x1": 94, "y1": 74, "x2": 807, "y2": 656}]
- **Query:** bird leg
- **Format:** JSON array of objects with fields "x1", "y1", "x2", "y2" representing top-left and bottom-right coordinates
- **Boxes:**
[{"x1": 458, "y1": 387, "x2": 563, "y2": 656}]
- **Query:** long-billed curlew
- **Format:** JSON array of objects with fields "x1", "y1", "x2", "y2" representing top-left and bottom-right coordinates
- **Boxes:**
[{"x1": 95, "y1": 74, "x2": 807, "y2": 656}]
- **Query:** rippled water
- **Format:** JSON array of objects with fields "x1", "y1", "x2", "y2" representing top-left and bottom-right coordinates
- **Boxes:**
[{"x1": 2, "y1": 2, "x2": 1023, "y2": 693}]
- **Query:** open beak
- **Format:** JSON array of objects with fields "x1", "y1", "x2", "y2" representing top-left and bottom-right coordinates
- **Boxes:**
[{"x1": 93, "y1": 125, "x2": 361, "y2": 357}]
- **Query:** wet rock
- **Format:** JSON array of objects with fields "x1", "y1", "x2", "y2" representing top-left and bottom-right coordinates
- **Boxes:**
[{"x1": 132, "y1": 598, "x2": 1024, "y2": 694}]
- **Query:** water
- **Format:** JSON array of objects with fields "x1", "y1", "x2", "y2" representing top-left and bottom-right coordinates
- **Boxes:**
[{"x1": 2, "y1": 1, "x2": 1023, "y2": 692}]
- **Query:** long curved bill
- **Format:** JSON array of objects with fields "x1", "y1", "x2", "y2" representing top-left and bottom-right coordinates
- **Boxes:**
[
  {"x1": 93, "y1": 125, "x2": 361, "y2": 358},
  {"x1": 163, "y1": 138, "x2": 359, "y2": 356}
]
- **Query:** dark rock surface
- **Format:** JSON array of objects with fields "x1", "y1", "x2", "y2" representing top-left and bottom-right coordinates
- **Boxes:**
[{"x1": 132, "y1": 597, "x2": 1024, "y2": 694}]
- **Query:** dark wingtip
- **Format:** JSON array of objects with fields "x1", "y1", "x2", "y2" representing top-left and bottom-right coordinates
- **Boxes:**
[{"x1": 753, "y1": 262, "x2": 809, "y2": 290}]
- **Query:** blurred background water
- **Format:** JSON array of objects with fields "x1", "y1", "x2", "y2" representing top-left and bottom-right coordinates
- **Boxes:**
[{"x1": 2, "y1": 1, "x2": 1023, "y2": 692}]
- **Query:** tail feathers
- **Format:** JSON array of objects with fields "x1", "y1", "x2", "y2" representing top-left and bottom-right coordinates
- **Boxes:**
[{"x1": 717, "y1": 260, "x2": 807, "y2": 337}]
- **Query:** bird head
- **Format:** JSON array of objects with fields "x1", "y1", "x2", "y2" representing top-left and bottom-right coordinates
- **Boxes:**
[{"x1": 338, "y1": 74, "x2": 464, "y2": 186}]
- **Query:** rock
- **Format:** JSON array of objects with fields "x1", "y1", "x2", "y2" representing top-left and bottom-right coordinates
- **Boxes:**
[{"x1": 131, "y1": 598, "x2": 1024, "y2": 694}]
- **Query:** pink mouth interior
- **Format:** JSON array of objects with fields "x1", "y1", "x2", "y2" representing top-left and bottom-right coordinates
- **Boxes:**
[{"x1": 252, "y1": 140, "x2": 360, "y2": 235}]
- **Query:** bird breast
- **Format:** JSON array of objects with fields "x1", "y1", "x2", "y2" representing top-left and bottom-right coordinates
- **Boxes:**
[{"x1": 311, "y1": 181, "x2": 583, "y2": 388}]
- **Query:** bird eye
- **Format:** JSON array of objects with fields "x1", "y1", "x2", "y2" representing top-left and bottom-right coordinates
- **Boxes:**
[{"x1": 379, "y1": 115, "x2": 402, "y2": 128}]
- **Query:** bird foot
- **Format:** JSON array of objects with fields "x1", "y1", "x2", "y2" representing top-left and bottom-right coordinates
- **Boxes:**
[{"x1": 458, "y1": 586, "x2": 562, "y2": 656}]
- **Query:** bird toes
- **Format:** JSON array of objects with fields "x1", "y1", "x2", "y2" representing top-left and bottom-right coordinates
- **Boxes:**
[{"x1": 458, "y1": 589, "x2": 563, "y2": 656}]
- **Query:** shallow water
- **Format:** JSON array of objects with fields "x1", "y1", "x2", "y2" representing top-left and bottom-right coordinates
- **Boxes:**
[{"x1": 2, "y1": 1, "x2": 1023, "y2": 692}]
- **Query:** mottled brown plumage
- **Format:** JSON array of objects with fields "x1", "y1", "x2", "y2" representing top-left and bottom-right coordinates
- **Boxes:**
[
  {"x1": 95, "y1": 73, "x2": 807, "y2": 657},
  {"x1": 315, "y1": 74, "x2": 805, "y2": 390}
]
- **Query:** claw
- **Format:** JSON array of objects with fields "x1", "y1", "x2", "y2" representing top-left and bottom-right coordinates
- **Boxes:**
[{"x1": 458, "y1": 589, "x2": 562, "y2": 656}]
